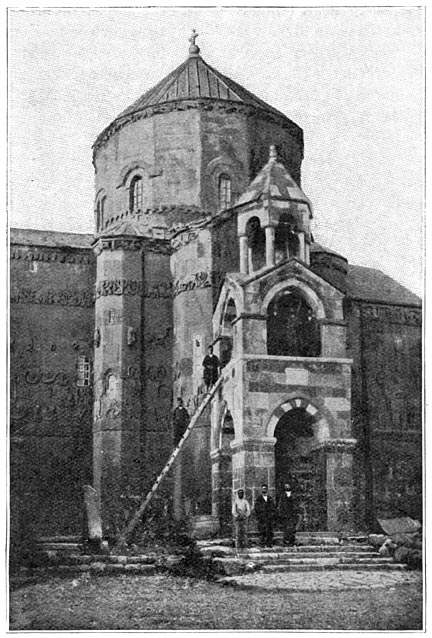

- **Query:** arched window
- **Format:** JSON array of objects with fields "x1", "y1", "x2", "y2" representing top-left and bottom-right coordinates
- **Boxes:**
[
  {"x1": 130, "y1": 175, "x2": 143, "y2": 213},
  {"x1": 275, "y1": 213, "x2": 299, "y2": 262},
  {"x1": 220, "y1": 298, "x2": 237, "y2": 367},
  {"x1": 218, "y1": 174, "x2": 232, "y2": 210},
  {"x1": 246, "y1": 216, "x2": 265, "y2": 271},
  {"x1": 267, "y1": 289, "x2": 321, "y2": 357},
  {"x1": 96, "y1": 195, "x2": 106, "y2": 232}
]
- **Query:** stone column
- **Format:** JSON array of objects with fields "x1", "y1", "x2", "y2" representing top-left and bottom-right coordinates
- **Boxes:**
[
  {"x1": 93, "y1": 236, "x2": 144, "y2": 535},
  {"x1": 298, "y1": 231, "x2": 306, "y2": 262},
  {"x1": 305, "y1": 240, "x2": 310, "y2": 265},
  {"x1": 324, "y1": 439, "x2": 357, "y2": 532},
  {"x1": 248, "y1": 246, "x2": 253, "y2": 274},
  {"x1": 265, "y1": 226, "x2": 275, "y2": 268},
  {"x1": 239, "y1": 235, "x2": 248, "y2": 274}
]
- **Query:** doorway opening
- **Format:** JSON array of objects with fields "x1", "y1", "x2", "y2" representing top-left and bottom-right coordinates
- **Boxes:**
[{"x1": 274, "y1": 407, "x2": 327, "y2": 531}]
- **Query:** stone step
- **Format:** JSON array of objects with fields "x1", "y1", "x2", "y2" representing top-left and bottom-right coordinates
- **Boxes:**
[
  {"x1": 261, "y1": 562, "x2": 408, "y2": 573},
  {"x1": 248, "y1": 556, "x2": 393, "y2": 566},
  {"x1": 38, "y1": 542, "x2": 82, "y2": 552},
  {"x1": 38, "y1": 535, "x2": 82, "y2": 543},
  {"x1": 242, "y1": 544, "x2": 373, "y2": 554},
  {"x1": 240, "y1": 551, "x2": 381, "y2": 562}
]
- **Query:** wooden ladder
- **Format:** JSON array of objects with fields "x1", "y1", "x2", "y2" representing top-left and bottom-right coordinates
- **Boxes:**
[{"x1": 120, "y1": 375, "x2": 224, "y2": 543}]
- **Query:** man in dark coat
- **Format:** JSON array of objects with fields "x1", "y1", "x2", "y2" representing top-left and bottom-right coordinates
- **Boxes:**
[
  {"x1": 172, "y1": 398, "x2": 189, "y2": 446},
  {"x1": 254, "y1": 484, "x2": 277, "y2": 547},
  {"x1": 202, "y1": 345, "x2": 220, "y2": 390},
  {"x1": 278, "y1": 482, "x2": 298, "y2": 546}
]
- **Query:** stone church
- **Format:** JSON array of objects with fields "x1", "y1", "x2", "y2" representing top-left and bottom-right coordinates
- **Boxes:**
[{"x1": 10, "y1": 33, "x2": 422, "y2": 542}]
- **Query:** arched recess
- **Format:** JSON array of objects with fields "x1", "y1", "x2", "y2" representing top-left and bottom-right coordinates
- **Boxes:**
[
  {"x1": 267, "y1": 288, "x2": 321, "y2": 357},
  {"x1": 246, "y1": 216, "x2": 265, "y2": 271},
  {"x1": 118, "y1": 160, "x2": 152, "y2": 187},
  {"x1": 213, "y1": 280, "x2": 244, "y2": 340},
  {"x1": 118, "y1": 162, "x2": 151, "y2": 214},
  {"x1": 262, "y1": 279, "x2": 326, "y2": 320},
  {"x1": 205, "y1": 155, "x2": 245, "y2": 211},
  {"x1": 266, "y1": 396, "x2": 333, "y2": 531},
  {"x1": 95, "y1": 188, "x2": 107, "y2": 232},
  {"x1": 266, "y1": 396, "x2": 334, "y2": 440},
  {"x1": 275, "y1": 213, "x2": 300, "y2": 263}
]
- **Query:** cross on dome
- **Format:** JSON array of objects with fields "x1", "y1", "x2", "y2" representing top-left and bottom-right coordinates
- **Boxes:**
[{"x1": 188, "y1": 29, "x2": 200, "y2": 56}]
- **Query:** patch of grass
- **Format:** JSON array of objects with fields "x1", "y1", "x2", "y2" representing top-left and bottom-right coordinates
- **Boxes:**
[{"x1": 9, "y1": 573, "x2": 423, "y2": 631}]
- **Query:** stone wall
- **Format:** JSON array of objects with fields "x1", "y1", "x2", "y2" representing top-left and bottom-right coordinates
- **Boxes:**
[
  {"x1": 10, "y1": 236, "x2": 95, "y2": 536},
  {"x1": 348, "y1": 301, "x2": 422, "y2": 526},
  {"x1": 94, "y1": 111, "x2": 202, "y2": 229}
]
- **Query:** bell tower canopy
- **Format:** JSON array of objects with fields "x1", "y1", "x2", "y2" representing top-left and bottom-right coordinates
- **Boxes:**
[
  {"x1": 235, "y1": 144, "x2": 312, "y2": 217},
  {"x1": 236, "y1": 145, "x2": 313, "y2": 273}
]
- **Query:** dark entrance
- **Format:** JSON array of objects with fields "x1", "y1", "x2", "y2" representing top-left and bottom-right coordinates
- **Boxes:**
[{"x1": 274, "y1": 408, "x2": 327, "y2": 531}]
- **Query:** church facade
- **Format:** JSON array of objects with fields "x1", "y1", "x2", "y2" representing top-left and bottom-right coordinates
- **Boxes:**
[{"x1": 10, "y1": 35, "x2": 422, "y2": 541}]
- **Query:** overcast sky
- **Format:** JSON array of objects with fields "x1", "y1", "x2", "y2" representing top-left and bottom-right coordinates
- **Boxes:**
[{"x1": 8, "y1": 6, "x2": 424, "y2": 296}]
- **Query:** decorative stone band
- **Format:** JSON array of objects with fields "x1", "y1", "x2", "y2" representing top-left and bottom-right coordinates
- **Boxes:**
[
  {"x1": 95, "y1": 279, "x2": 143, "y2": 298},
  {"x1": 95, "y1": 279, "x2": 172, "y2": 299},
  {"x1": 11, "y1": 287, "x2": 94, "y2": 307},
  {"x1": 10, "y1": 247, "x2": 93, "y2": 265},
  {"x1": 319, "y1": 438, "x2": 357, "y2": 453},
  {"x1": 361, "y1": 303, "x2": 421, "y2": 326},
  {"x1": 232, "y1": 312, "x2": 266, "y2": 324},
  {"x1": 171, "y1": 229, "x2": 200, "y2": 250},
  {"x1": 93, "y1": 236, "x2": 171, "y2": 256},
  {"x1": 230, "y1": 437, "x2": 277, "y2": 453},
  {"x1": 173, "y1": 270, "x2": 225, "y2": 297},
  {"x1": 93, "y1": 100, "x2": 303, "y2": 157}
]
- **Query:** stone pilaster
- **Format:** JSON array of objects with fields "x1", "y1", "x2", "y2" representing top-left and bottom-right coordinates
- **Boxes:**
[
  {"x1": 323, "y1": 439, "x2": 357, "y2": 532},
  {"x1": 92, "y1": 236, "x2": 144, "y2": 535},
  {"x1": 230, "y1": 437, "x2": 277, "y2": 506}
]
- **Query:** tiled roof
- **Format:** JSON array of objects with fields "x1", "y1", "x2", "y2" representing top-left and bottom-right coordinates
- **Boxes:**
[
  {"x1": 10, "y1": 228, "x2": 93, "y2": 249},
  {"x1": 116, "y1": 53, "x2": 289, "y2": 122},
  {"x1": 235, "y1": 146, "x2": 312, "y2": 214},
  {"x1": 346, "y1": 264, "x2": 421, "y2": 306},
  {"x1": 310, "y1": 242, "x2": 347, "y2": 261}
]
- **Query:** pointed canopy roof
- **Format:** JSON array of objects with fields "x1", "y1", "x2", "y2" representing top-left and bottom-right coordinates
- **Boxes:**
[
  {"x1": 235, "y1": 145, "x2": 313, "y2": 216},
  {"x1": 93, "y1": 32, "x2": 302, "y2": 151}
]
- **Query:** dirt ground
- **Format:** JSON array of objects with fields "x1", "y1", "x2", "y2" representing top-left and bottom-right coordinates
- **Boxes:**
[{"x1": 9, "y1": 572, "x2": 423, "y2": 631}]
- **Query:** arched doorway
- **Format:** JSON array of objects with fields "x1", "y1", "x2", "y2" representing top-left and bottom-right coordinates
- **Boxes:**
[{"x1": 274, "y1": 407, "x2": 327, "y2": 531}]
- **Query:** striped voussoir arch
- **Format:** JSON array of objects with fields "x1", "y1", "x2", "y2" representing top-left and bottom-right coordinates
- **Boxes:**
[{"x1": 267, "y1": 397, "x2": 329, "y2": 439}]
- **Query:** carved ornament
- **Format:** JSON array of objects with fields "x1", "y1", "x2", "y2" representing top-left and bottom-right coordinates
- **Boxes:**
[
  {"x1": 173, "y1": 270, "x2": 225, "y2": 297},
  {"x1": 93, "y1": 236, "x2": 171, "y2": 256},
  {"x1": 11, "y1": 247, "x2": 93, "y2": 265},
  {"x1": 95, "y1": 278, "x2": 172, "y2": 299},
  {"x1": 11, "y1": 287, "x2": 94, "y2": 307},
  {"x1": 361, "y1": 304, "x2": 421, "y2": 326}
]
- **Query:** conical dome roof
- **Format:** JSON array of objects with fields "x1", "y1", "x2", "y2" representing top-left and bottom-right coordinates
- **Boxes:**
[
  {"x1": 235, "y1": 145, "x2": 313, "y2": 217},
  {"x1": 93, "y1": 34, "x2": 302, "y2": 152}
]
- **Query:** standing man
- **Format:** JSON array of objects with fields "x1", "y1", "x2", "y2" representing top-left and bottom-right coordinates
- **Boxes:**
[
  {"x1": 254, "y1": 484, "x2": 277, "y2": 547},
  {"x1": 172, "y1": 398, "x2": 189, "y2": 446},
  {"x1": 278, "y1": 482, "x2": 298, "y2": 546},
  {"x1": 202, "y1": 345, "x2": 220, "y2": 390},
  {"x1": 232, "y1": 489, "x2": 251, "y2": 553}
]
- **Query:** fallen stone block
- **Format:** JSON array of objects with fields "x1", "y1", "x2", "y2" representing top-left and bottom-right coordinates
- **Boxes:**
[
  {"x1": 213, "y1": 558, "x2": 245, "y2": 576},
  {"x1": 368, "y1": 534, "x2": 388, "y2": 548},
  {"x1": 199, "y1": 546, "x2": 234, "y2": 558},
  {"x1": 90, "y1": 561, "x2": 107, "y2": 573}
]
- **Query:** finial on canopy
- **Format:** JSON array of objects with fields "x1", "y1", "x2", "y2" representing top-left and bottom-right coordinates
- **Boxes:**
[{"x1": 269, "y1": 144, "x2": 278, "y2": 161}]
